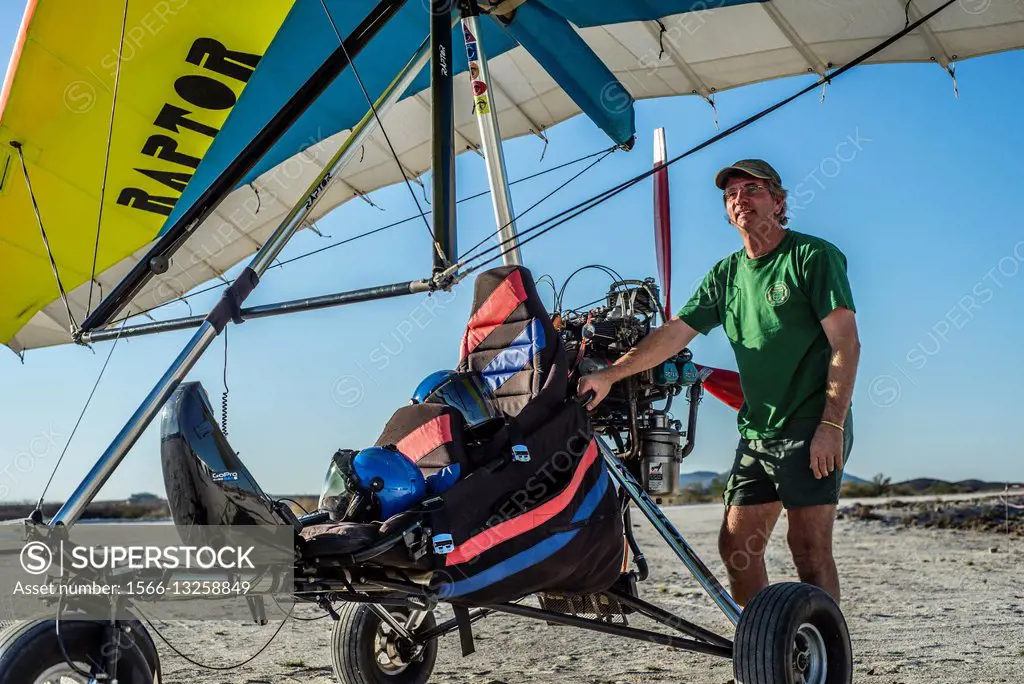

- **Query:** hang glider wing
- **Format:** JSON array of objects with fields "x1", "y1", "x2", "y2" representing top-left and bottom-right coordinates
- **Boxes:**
[
  {"x1": 0, "y1": 0, "x2": 296, "y2": 351},
  {"x1": 3, "y1": 0, "x2": 1023, "y2": 353}
]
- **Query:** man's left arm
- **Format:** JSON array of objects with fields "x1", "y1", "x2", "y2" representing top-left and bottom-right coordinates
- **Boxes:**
[
  {"x1": 802, "y1": 241, "x2": 860, "y2": 481},
  {"x1": 811, "y1": 307, "x2": 860, "y2": 479}
]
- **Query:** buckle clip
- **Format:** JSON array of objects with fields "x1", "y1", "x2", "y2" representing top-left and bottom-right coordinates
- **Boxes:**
[
  {"x1": 432, "y1": 533, "x2": 455, "y2": 555},
  {"x1": 511, "y1": 444, "x2": 531, "y2": 463}
]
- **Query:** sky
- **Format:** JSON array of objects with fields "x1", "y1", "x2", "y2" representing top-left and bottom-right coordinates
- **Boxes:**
[{"x1": 1, "y1": 2, "x2": 1023, "y2": 504}]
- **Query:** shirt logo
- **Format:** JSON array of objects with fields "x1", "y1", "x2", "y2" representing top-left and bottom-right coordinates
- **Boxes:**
[{"x1": 765, "y1": 282, "x2": 790, "y2": 306}]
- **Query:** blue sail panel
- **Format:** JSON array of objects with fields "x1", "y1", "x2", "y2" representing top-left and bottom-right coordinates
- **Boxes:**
[
  {"x1": 499, "y1": 1, "x2": 636, "y2": 146},
  {"x1": 538, "y1": 0, "x2": 765, "y2": 28},
  {"x1": 162, "y1": 1, "x2": 519, "y2": 233}
]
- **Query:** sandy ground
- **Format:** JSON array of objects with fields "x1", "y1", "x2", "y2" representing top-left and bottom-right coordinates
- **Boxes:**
[{"x1": 146, "y1": 497, "x2": 1023, "y2": 684}]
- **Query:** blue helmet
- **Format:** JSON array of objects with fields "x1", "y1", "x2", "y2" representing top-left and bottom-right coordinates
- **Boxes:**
[
  {"x1": 318, "y1": 445, "x2": 427, "y2": 522},
  {"x1": 412, "y1": 369, "x2": 500, "y2": 429}
]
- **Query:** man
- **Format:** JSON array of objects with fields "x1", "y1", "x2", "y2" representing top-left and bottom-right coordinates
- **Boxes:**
[{"x1": 579, "y1": 159, "x2": 859, "y2": 607}]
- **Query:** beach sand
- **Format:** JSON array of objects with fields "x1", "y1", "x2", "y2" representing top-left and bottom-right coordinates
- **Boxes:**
[{"x1": 151, "y1": 497, "x2": 1023, "y2": 683}]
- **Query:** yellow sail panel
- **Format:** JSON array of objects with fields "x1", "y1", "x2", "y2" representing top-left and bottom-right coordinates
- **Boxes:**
[{"x1": 0, "y1": 0, "x2": 293, "y2": 346}]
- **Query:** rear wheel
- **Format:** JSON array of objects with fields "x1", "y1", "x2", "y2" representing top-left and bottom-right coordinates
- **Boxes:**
[
  {"x1": 331, "y1": 604, "x2": 437, "y2": 684},
  {"x1": 732, "y1": 582, "x2": 852, "y2": 684},
  {"x1": 0, "y1": 618, "x2": 157, "y2": 684}
]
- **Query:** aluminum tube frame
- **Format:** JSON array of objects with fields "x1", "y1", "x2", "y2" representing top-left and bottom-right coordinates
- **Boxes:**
[
  {"x1": 414, "y1": 607, "x2": 490, "y2": 643},
  {"x1": 49, "y1": 322, "x2": 218, "y2": 528},
  {"x1": 485, "y1": 602, "x2": 733, "y2": 659},
  {"x1": 606, "y1": 588, "x2": 733, "y2": 649},
  {"x1": 251, "y1": 33, "x2": 436, "y2": 275},
  {"x1": 83, "y1": 280, "x2": 431, "y2": 343},
  {"x1": 597, "y1": 436, "x2": 742, "y2": 626},
  {"x1": 460, "y1": 12, "x2": 520, "y2": 266},
  {"x1": 48, "y1": 33, "x2": 436, "y2": 530},
  {"x1": 430, "y1": 0, "x2": 457, "y2": 272}
]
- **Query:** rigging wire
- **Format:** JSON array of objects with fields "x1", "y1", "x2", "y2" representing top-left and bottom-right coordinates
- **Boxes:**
[
  {"x1": 102, "y1": 147, "x2": 614, "y2": 327},
  {"x1": 85, "y1": 0, "x2": 130, "y2": 319},
  {"x1": 281, "y1": 144, "x2": 615, "y2": 268},
  {"x1": 318, "y1": 0, "x2": 444, "y2": 263},
  {"x1": 12, "y1": 142, "x2": 76, "y2": 333},
  {"x1": 34, "y1": 316, "x2": 129, "y2": 512},
  {"x1": 455, "y1": 0, "x2": 959, "y2": 277},
  {"x1": 456, "y1": 146, "x2": 617, "y2": 261}
]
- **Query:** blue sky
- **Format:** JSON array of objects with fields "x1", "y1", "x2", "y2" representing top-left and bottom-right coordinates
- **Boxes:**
[{"x1": 2, "y1": 3, "x2": 1023, "y2": 503}]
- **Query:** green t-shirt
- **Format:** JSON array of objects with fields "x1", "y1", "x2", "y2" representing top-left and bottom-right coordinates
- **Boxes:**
[{"x1": 677, "y1": 230, "x2": 855, "y2": 439}]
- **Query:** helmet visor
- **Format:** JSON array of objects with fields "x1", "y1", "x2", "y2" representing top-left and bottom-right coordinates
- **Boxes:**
[
  {"x1": 423, "y1": 372, "x2": 498, "y2": 428},
  {"x1": 318, "y1": 458, "x2": 355, "y2": 518}
]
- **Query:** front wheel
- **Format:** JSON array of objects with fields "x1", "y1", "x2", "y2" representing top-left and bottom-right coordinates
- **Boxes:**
[
  {"x1": 733, "y1": 582, "x2": 852, "y2": 684},
  {"x1": 0, "y1": 618, "x2": 157, "y2": 684},
  {"x1": 331, "y1": 604, "x2": 438, "y2": 684}
]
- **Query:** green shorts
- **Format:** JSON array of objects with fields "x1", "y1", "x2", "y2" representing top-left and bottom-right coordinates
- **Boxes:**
[{"x1": 722, "y1": 413, "x2": 854, "y2": 509}]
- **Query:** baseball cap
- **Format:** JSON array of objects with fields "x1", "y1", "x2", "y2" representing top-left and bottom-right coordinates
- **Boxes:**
[{"x1": 714, "y1": 159, "x2": 782, "y2": 189}]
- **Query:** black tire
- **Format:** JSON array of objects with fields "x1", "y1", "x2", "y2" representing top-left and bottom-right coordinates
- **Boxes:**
[
  {"x1": 0, "y1": 618, "x2": 158, "y2": 684},
  {"x1": 331, "y1": 604, "x2": 438, "y2": 684},
  {"x1": 733, "y1": 582, "x2": 852, "y2": 684}
]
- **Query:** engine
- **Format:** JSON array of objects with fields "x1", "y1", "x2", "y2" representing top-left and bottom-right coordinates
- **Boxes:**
[{"x1": 555, "y1": 276, "x2": 704, "y2": 497}]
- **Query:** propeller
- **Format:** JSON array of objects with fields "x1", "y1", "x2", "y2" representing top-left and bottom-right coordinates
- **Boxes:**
[
  {"x1": 652, "y1": 127, "x2": 744, "y2": 411},
  {"x1": 652, "y1": 128, "x2": 672, "y2": 317}
]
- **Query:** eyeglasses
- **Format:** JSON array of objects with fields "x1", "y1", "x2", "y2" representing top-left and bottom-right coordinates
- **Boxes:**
[{"x1": 723, "y1": 182, "x2": 768, "y2": 202}]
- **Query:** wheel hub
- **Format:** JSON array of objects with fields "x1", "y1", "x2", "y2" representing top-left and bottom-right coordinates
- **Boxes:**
[
  {"x1": 792, "y1": 622, "x2": 828, "y2": 684},
  {"x1": 373, "y1": 614, "x2": 423, "y2": 674},
  {"x1": 33, "y1": 662, "x2": 92, "y2": 684}
]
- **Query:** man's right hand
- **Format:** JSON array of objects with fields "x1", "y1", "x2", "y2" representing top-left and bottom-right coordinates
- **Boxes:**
[
  {"x1": 575, "y1": 318, "x2": 700, "y2": 413},
  {"x1": 577, "y1": 371, "x2": 617, "y2": 412}
]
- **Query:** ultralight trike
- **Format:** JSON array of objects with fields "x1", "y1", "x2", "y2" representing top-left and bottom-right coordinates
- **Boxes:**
[{"x1": 4, "y1": 265, "x2": 852, "y2": 684}]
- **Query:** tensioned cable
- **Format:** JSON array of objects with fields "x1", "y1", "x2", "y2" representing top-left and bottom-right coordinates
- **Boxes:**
[
  {"x1": 11, "y1": 142, "x2": 76, "y2": 333},
  {"x1": 34, "y1": 316, "x2": 129, "y2": 511},
  {"x1": 85, "y1": 0, "x2": 130, "y2": 318},
  {"x1": 456, "y1": 0, "x2": 959, "y2": 276},
  {"x1": 102, "y1": 147, "x2": 614, "y2": 326},
  {"x1": 280, "y1": 144, "x2": 615, "y2": 268},
  {"x1": 319, "y1": 0, "x2": 445, "y2": 263},
  {"x1": 456, "y1": 146, "x2": 617, "y2": 260}
]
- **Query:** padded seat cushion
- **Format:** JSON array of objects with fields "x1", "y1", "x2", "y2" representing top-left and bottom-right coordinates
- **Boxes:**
[{"x1": 299, "y1": 521, "x2": 379, "y2": 556}]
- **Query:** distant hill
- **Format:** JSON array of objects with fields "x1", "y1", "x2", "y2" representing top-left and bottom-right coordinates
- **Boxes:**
[
  {"x1": 679, "y1": 470, "x2": 870, "y2": 491},
  {"x1": 678, "y1": 471, "x2": 725, "y2": 489},
  {"x1": 890, "y1": 478, "x2": 1019, "y2": 495}
]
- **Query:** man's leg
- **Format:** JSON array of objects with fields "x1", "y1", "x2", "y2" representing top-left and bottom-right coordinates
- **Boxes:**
[
  {"x1": 773, "y1": 414, "x2": 852, "y2": 605},
  {"x1": 718, "y1": 501, "x2": 783, "y2": 606},
  {"x1": 786, "y1": 504, "x2": 840, "y2": 604},
  {"x1": 719, "y1": 438, "x2": 784, "y2": 606}
]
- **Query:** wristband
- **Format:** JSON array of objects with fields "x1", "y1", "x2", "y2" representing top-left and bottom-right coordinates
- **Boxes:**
[{"x1": 820, "y1": 420, "x2": 845, "y2": 433}]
